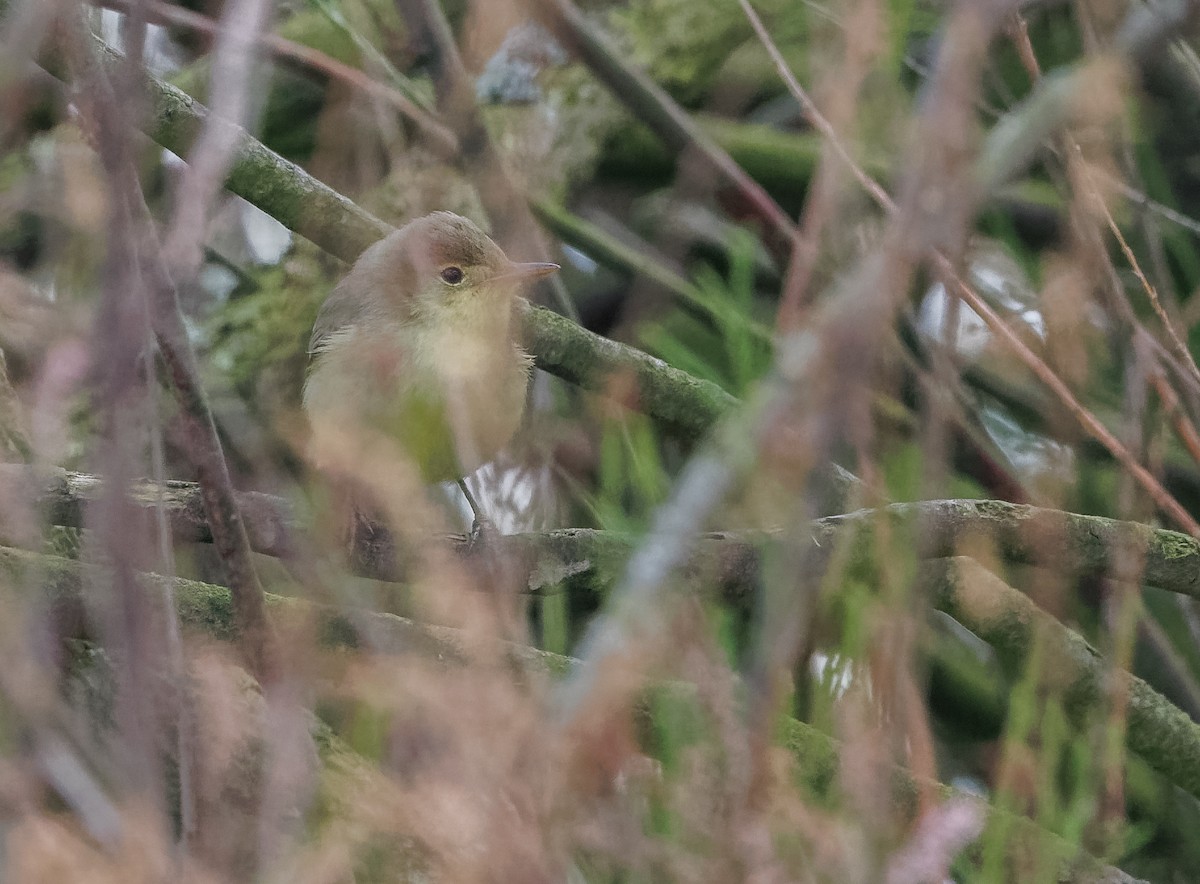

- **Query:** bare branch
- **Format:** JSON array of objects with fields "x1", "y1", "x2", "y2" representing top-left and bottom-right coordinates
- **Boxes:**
[
  {"x1": 0, "y1": 541, "x2": 1164, "y2": 880},
  {"x1": 925, "y1": 556, "x2": 1200, "y2": 802},
  {"x1": 89, "y1": 0, "x2": 459, "y2": 155},
  {"x1": 60, "y1": 11, "x2": 276, "y2": 680},
  {"x1": 527, "y1": 0, "x2": 798, "y2": 262}
]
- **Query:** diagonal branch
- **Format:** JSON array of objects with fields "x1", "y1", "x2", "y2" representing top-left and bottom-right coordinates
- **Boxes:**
[
  {"x1": 19, "y1": 24, "x2": 734, "y2": 442},
  {"x1": 925, "y1": 556, "x2": 1200, "y2": 802},
  {"x1": 89, "y1": 0, "x2": 459, "y2": 155},
  {"x1": 527, "y1": 0, "x2": 798, "y2": 262},
  {"x1": 14, "y1": 464, "x2": 1200, "y2": 603},
  {"x1": 742, "y1": 0, "x2": 1200, "y2": 537},
  {"x1": 59, "y1": 16, "x2": 276, "y2": 680},
  {"x1": 0, "y1": 539, "x2": 1148, "y2": 881}
]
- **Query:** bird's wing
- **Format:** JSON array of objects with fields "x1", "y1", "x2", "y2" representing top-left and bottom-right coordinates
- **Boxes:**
[
  {"x1": 308, "y1": 280, "x2": 369, "y2": 359},
  {"x1": 308, "y1": 232, "x2": 410, "y2": 360}
]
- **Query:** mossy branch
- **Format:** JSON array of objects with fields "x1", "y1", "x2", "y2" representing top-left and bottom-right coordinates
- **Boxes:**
[
  {"x1": 0, "y1": 542, "x2": 1148, "y2": 883},
  {"x1": 14, "y1": 466, "x2": 1199, "y2": 600},
  {"x1": 925, "y1": 556, "x2": 1200, "y2": 802},
  {"x1": 10, "y1": 464, "x2": 1200, "y2": 803},
  {"x1": 3, "y1": 10, "x2": 734, "y2": 442},
  {"x1": 68, "y1": 33, "x2": 734, "y2": 441},
  {"x1": 528, "y1": 0, "x2": 798, "y2": 259}
]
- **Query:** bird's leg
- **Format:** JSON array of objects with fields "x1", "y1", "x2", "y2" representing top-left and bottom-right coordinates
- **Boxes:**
[{"x1": 456, "y1": 477, "x2": 494, "y2": 547}]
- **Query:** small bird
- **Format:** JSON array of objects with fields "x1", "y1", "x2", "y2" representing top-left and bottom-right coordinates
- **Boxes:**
[{"x1": 303, "y1": 211, "x2": 558, "y2": 534}]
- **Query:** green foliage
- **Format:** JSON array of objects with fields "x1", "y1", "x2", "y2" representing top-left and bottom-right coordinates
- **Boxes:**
[
  {"x1": 611, "y1": 0, "x2": 803, "y2": 104},
  {"x1": 204, "y1": 247, "x2": 330, "y2": 413},
  {"x1": 10, "y1": 0, "x2": 1200, "y2": 875},
  {"x1": 978, "y1": 639, "x2": 1113, "y2": 881},
  {"x1": 638, "y1": 230, "x2": 773, "y2": 398},
  {"x1": 579, "y1": 232, "x2": 771, "y2": 533},
  {"x1": 305, "y1": 0, "x2": 433, "y2": 108},
  {"x1": 587, "y1": 410, "x2": 671, "y2": 532}
]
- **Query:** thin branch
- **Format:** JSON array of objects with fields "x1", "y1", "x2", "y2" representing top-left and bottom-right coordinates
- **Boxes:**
[
  {"x1": 979, "y1": 0, "x2": 1200, "y2": 197},
  {"x1": 23, "y1": 28, "x2": 730, "y2": 440},
  {"x1": 1106, "y1": 172, "x2": 1200, "y2": 239},
  {"x1": 528, "y1": 0, "x2": 799, "y2": 261},
  {"x1": 924, "y1": 556, "x2": 1200, "y2": 802},
  {"x1": 62, "y1": 17, "x2": 276, "y2": 680},
  {"x1": 391, "y1": 0, "x2": 576, "y2": 318},
  {"x1": 1151, "y1": 369, "x2": 1200, "y2": 466},
  {"x1": 18, "y1": 467, "x2": 1200, "y2": 600},
  {"x1": 1009, "y1": 17, "x2": 1200, "y2": 511},
  {"x1": 739, "y1": 0, "x2": 878, "y2": 330},
  {"x1": 65, "y1": 45, "x2": 166, "y2": 807},
  {"x1": 89, "y1": 0, "x2": 459, "y2": 155},
  {"x1": 1073, "y1": 147, "x2": 1200, "y2": 393},
  {"x1": 940, "y1": 253, "x2": 1200, "y2": 537},
  {"x1": 741, "y1": 0, "x2": 1200, "y2": 536},
  {"x1": 529, "y1": 198, "x2": 707, "y2": 313},
  {"x1": 160, "y1": 0, "x2": 273, "y2": 277},
  {"x1": 738, "y1": 0, "x2": 892, "y2": 212}
]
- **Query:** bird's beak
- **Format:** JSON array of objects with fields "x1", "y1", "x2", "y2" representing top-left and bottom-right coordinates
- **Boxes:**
[{"x1": 494, "y1": 261, "x2": 560, "y2": 283}]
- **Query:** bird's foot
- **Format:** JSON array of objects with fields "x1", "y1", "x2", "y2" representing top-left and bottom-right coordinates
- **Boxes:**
[{"x1": 467, "y1": 516, "x2": 499, "y2": 553}]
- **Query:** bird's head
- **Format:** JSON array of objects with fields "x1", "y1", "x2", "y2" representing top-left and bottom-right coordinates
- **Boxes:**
[{"x1": 370, "y1": 212, "x2": 558, "y2": 325}]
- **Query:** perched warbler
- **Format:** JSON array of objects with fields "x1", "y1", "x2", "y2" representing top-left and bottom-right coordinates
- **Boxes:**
[{"x1": 303, "y1": 212, "x2": 558, "y2": 524}]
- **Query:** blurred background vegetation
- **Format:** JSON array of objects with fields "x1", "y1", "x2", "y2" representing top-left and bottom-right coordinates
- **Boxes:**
[{"x1": 1, "y1": 0, "x2": 1200, "y2": 880}]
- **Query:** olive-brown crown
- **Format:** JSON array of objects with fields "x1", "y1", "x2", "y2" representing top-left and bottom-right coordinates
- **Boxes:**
[{"x1": 308, "y1": 212, "x2": 556, "y2": 356}]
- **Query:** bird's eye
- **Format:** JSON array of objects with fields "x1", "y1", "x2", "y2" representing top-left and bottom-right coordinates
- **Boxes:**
[{"x1": 440, "y1": 266, "x2": 465, "y2": 285}]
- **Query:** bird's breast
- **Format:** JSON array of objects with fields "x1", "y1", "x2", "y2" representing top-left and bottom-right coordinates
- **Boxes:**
[
  {"x1": 414, "y1": 322, "x2": 532, "y2": 476},
  {"x1": 305, "y1": 319, "x2": 531, "y2": 482}
]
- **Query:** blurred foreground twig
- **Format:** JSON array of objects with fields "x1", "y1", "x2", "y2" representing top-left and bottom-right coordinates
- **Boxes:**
[
  {"x1": 61, "y1": 13, "x2": 275, "y2": 680},
  {"x1": 0, "y1": 542, "x2": 1153, "y2": 881},
  {"x1": 8, "y1": 463, "x2": 1200, "y2": 804},
  {"x1": 27, "y1": 25, "x2": 735, "y2": 442},
  {"x1": 12, "y1": 464, "x2": 1200, "y2": 600}
]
